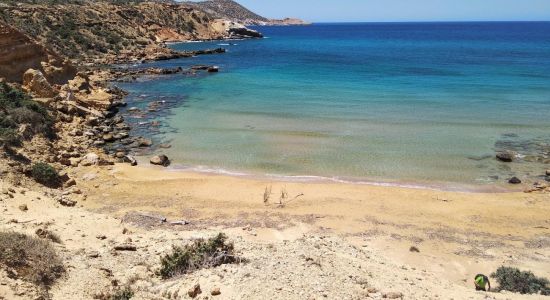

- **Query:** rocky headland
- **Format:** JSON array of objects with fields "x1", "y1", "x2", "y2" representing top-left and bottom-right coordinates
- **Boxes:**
[{"x1": 187, "y1": 0, "x2": 311, "y2": 26}]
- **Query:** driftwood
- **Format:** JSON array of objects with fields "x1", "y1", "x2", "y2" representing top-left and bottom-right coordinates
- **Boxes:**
[{"x1": 169, "y1": 220, "x2": 189, "y2": 226}]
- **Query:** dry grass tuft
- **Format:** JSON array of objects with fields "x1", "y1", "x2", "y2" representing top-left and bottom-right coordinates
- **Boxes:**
[
  {"x1": 0, "y1": 231, "x2": 64, "y2": 287},
  {"x1": 158, "y1": 233, "x2": 241, "y2": 279}
]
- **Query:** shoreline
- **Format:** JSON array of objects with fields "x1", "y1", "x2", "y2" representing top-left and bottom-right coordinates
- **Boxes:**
[{"x1": 138, "y1": 157, "x2": 520, "y2": 194}]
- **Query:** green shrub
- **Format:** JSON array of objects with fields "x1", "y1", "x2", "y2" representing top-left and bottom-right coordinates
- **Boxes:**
[
  {"x1": 158, "y1": 233, "x2": 240, "y2": 279},
  {"x1": 0, "y1": 83, "x2": 54, "y2": 143},
  {"x1": 0, "y1": 231, "x2": 64, "y2": 287},
  {"x1": 0, "y1": 127, "x2": 21, "y2": 147},
  {"x1": 492, "y1": 266, "x2": 550, "y2": 295},
  {"x1": 31, "y1": 162, "x2": 60, "y2": 186}
]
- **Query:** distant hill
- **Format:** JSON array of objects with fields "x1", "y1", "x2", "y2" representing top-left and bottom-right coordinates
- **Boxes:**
[{"x1": 187, "y1": 0, "x2": 310, "y2": 26}]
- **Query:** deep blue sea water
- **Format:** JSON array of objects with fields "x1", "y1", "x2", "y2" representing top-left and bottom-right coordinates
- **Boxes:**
[{"x1": 117, "y1": 22, "x2": 550, "y2": 188}]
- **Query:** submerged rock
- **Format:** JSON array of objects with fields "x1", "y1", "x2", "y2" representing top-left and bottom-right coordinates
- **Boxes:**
[{"x1": 496, "y1": 151, "x2": 515, "y2": 162}]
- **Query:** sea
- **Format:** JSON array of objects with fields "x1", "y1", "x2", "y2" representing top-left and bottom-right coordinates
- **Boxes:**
[{"x1": 116, "y1": 22, "x2": 550, "y2": 190}]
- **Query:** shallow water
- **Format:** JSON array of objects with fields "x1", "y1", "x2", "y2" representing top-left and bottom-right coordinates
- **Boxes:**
[{"x1": 117, "y1": 22, "x2": 550, "y2": 187}]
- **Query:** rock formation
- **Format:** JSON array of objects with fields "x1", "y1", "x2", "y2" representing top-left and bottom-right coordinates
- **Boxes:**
[
  {"x1": 188, "y1": 0, "x2": 310, "y2": 26},
  {"x1": 0, "y1": 21, "x2": 76, "y2": 84}
]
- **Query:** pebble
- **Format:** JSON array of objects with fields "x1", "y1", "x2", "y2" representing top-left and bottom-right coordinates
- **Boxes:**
[
  {"x1": 211, "y1": 287, "x2": 221, "y2": 296},
  {"x1": 18, "y1": 204, "x2": 28, "y2": 211}
]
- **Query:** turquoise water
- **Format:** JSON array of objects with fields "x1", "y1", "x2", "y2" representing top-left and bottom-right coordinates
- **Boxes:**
[{"x1": 118, "y1": 23, "x2": 550, "y2": 188}]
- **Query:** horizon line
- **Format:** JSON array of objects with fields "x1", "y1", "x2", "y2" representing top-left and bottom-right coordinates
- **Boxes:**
[{"x1": 281, "y1": 20, "x2": 550, "y2": 24}]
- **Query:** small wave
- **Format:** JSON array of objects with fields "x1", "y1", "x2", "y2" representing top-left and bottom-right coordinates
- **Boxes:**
[
  {"x1": 217, "y1": 43, "x2": 230, "y2": 46},
  {"x1": 146, "y1": 161, "x2": 506, "y2": 193}
]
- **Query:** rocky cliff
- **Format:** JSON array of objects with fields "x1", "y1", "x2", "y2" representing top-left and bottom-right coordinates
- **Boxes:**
[
  {"x1": 0, "y1": 0, "x2": 261, "y2": 65},
  {"x1": 0, "y1": 22, "x2": 76, "y2": 84},
  {"x1": 188, "y1": 0, "x2": 310, "y2": 26}
]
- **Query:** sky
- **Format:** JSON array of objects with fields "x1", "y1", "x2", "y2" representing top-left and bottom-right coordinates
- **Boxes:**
[{"x1": 228, "y1": 0, "x2": 550, "y2": 22}]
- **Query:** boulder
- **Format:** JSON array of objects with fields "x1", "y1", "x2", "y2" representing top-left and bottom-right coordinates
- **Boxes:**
[
  {"x1": 207, "y1": 66, "x2": 219, "y2": 73},
  {"x1": 22, "y1": 69, "x2": 56, "y2": 97},
  {"x1": 546, "y1": 170, "x2": 550, "y2": 176},
  {"x1": 150, "y1": 155, "x2": 170, "y2": 167},
  {"x1": 82, "y1": 153, "x2": 99, "y2": 165},
  {"x1": 68, "y1": 72, "x2": 91, "y2": 92},
  {"x1": 103, "y1": 133, "x2": 116, "y2": 142},
  {"x1": 509, "y1": 177, "x2": 522, "y2": 184},
  {"x1": 496, "y1": 151, "x2": 515, "y2": 162},
  {"x1": 137, "y1": 138, "x2": 153, "y2": 147},
  {"x1": 188, "y1": 284, "x2": 202, "y2": 298}
]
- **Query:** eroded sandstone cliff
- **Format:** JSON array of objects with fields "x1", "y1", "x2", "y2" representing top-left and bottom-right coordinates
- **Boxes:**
[{"x1": 0, "y1": 22, "x2": 76, "y2": 84}]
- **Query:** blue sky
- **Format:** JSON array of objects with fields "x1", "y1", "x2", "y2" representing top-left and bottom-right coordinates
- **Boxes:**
[{"x1": 227, "y1": 0, "x2": 550, "y2": 22}]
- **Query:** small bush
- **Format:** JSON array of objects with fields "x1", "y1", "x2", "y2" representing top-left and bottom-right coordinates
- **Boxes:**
[
  {"x1": 158, "y1": 233, "x2": 240, "y2": 279},
  {"x1": 0, "y1": 83, "x2": 54, "y2": 145},
  {"x1": 0, "y1": 127, "x2": 21, "y2": 147},
  {"x1": 492, "y1": 266, "x2": 550, "y2": 295},
  {"x1": 110, "y1": 286, "x2": 134, "y2": 300},
  {"x1": 0, "y1": 231, "x2": 64, "y2": 287},
  {"x1": 31, "y1": 162, "x2": 60, "y2": 186}
]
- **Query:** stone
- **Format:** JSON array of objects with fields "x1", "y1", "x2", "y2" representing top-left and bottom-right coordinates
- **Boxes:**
[
  {"x1": 113, "y1": 244, "x2": 137, "y2": 251},
  {"x1": 383, "y1": 292, "x2": 403, "y2": 299},
  {"x1": 88, "y1": 251, "x2": 100, "y2": 258},
  {"x1": 188, "y1": 283, "x2": 202, "y2": 298},
  {"x1": 211, "y1": 287, "x2": 221, "y2": 296},
  {"x1": 83, "y1": 153, "x2": 99, "y2": 165},
  {"x1": 137, "y1": 138, "x2": 153, "y2": 147},
  {"x1": 69, "y1": 157, "x2": 81, "y2": 167},
  {"x1": 150, "y1": 155, "x2": 170, "y2": 167},
  {"x1": 64, "y1": 178, "x2": 76, "y2": 187},
  {"x1": 124, "y1": 155, "x2": 138, "y2": 166},
  {"x1": 546, "y1": 170, "x2": 550, "y2": 176},
  {"x1": 115, "y1": 152, "x2": 126, "y2": 159},
  {"x1": 18, "y1": 204, "x2": 28, "y2": 211},
  {"x1": 509, "y1": 177, "x2": 522, "y2": 184},
  {"x1": 496, "y1": 151, "x2": 515, "y2": 162},
  {"x1": 22, "y1": 69, "x2": 57, "y2": 97},
  {"x1": 68, "y1": 73, "x2": 91, "y2": 92},
  {"x1": 58, "y1": 197, "x2": 77, "y2": 207},
  {"x1": 207, "y1": 66, "x2": 219, "y2": 73},
  {"x1": 409, "y1": 246, "x2": 420, "y2": 253},
  {"x1": 103, "y1": 133, "x2": 116, "y2": 142}
]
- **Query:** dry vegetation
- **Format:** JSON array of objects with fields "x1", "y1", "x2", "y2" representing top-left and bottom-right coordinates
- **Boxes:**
[
  {"x1": 0, "y1": 231, "x2": 64, "y2": 294},
  {"x1": 158, "y1": 233, "x2": 241, "y2": 279}
]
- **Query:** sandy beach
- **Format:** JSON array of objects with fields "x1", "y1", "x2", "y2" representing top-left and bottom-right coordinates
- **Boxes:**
[{"x1": 78, "y1": 164, "x2": 550, "y2": 287}]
